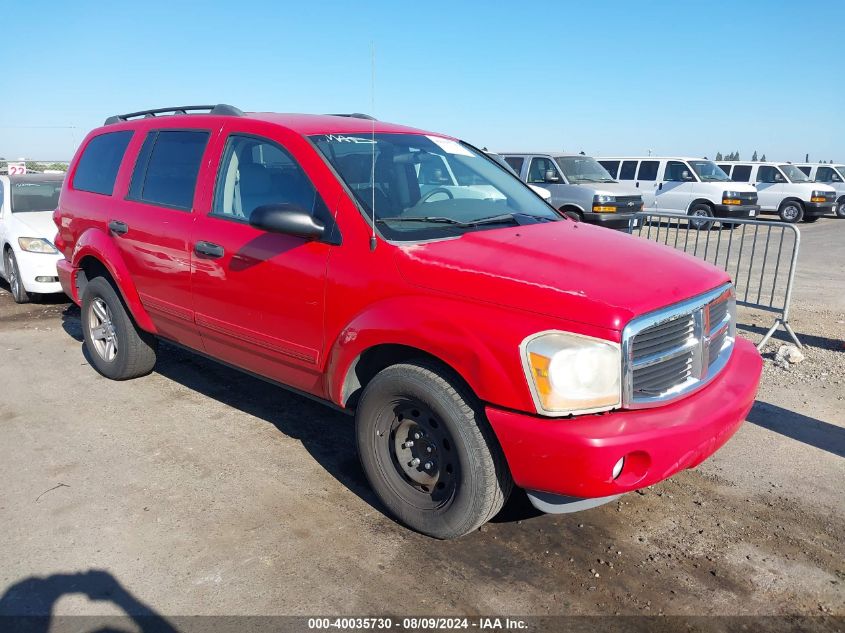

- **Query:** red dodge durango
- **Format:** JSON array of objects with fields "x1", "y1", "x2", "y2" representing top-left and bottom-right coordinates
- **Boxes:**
[{"x1": 53, "y1": 105, "x2": 763, "y2": 538}]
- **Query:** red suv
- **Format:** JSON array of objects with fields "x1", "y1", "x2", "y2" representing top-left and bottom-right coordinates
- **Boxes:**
[{"x1": 54, "y1": 105, "x2": 762, "y2": 538}]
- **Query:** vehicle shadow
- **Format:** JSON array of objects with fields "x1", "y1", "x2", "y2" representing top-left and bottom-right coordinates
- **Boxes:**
[
  {"x1": 0, "y1": 569, "x2": 178, "y2": 632},
  {"x1": 738, "y1": 322, "x2": 844, "y2": 352},
  {"x1": 747, "y1": 400, "x2": 845, "y2": 458},
  {"x1": 58, "y1": 306, "x2": 539, "y2": 527}
]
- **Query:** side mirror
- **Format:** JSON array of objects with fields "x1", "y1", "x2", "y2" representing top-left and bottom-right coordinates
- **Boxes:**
[
  {"x1": 249, "y1": 203, "x2": 325, "y2": 240},
  {"x1": 544, "y1": 169, "x2": 560, "y2": 183},
  {"x1": 682, "y1": 170, "x2": 694, "y2": 181}
]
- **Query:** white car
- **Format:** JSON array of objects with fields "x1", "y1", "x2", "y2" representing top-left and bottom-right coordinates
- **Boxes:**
[
  {"x1": 0, "y1": 173, "x2": 65, "y2": 303},
  {"x1": 794, "y1": 163, "x2": 845, "y2": 218}
]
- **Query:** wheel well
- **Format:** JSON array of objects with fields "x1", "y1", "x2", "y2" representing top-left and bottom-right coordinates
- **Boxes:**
[
  {"x1": 77, "y1": 256, "x2": 115, "y2": 297},
  {"x1": 779, "y1": 197, "x2": 804, "y2": 209},
  {"x1": 558, "y1": 204, "x2": 584, "y2": 216},
  {"x1": 341, "y1": 344, "x2": 473, "y2": 410},
  {"x1": 688, "y1": 199, "x2": 714, "y2": 212}
]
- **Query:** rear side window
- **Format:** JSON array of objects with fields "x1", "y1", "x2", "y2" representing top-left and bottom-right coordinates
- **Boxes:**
[
  {"x1": 619, "y1": 160, "x2": 637, "y2": 180},
  {"x1": 128, "y1": 130, "x2": 209, "y2": 210},
  {"x1": 717, "y1": 164, "x2": 731, "y2": 175},
  {"x1": 504, "y1": 156, "x2": 524, "y2": 175},
  {"x1": 598, "y1": 160, "x2": 619, "y2": 177},
  {"x1": 72, "y1": 131, "x2": 133, "y2": 195},
  {"x1": 797, "y1": 166, "x2": 812, "y2": 177},
  {"x1": 731, "y1": 165, "x2": 752, "y2": 182},
  {"x1": 637, "y1": 161, "x2": 659, "y2": 181}
]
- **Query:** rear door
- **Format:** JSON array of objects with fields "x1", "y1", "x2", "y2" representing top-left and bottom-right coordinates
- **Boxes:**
[
  {"x1": 189, "y1": 126, "x2": 335, "y2": 393},
  {"x1": 114, "y1": 128, "x2": 212, "y2": 349}
]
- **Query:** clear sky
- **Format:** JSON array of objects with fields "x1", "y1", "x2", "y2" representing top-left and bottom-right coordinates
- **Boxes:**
[{"x1": 3, "y1": 0, "x2": 842, "y2": 162}]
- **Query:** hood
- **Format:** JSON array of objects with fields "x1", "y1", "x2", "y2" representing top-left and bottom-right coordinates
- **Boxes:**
[
  {"x1": 590, "y1": 182, "x2": 642, "y2": 197},
  {"x1": 392, "y1": 221, "x2": 729, "y2": 332},
  {"x1": 11, "y1": 211, "x2": 58, "y2": 242}
]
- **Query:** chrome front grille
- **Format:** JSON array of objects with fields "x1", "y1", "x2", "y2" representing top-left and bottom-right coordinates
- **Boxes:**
[{"x1": 622, "y1": 283, "x2": 735, "y2": 408}]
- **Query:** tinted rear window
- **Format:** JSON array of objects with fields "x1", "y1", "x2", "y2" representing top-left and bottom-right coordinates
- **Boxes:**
[
  {"x1": 129, "y1": 130, "x2": 209, "y2": 209},
  {"x1": 619, "y1": 160, "x2": 637, "y2": 180},
  {"x1": 637, "y1": 161, "x2": 659, "y2": 181},
  {"x1": 72, "y1": 131, "x2": 133, "y2": 195},
  {"x1": 731, "y1": 165, "x2": 752, "y2": 182},
  {"x1": 504, "y1": 156, "x2": 524, "y2": 175}
]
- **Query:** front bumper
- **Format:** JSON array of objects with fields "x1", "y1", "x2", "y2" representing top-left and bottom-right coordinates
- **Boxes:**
[
  {"x1": 57, "y1": 258, "x2": 80, "y2": 304},
  {"x1": 804, "y1": 202, "x2": 834, "y2": 217},
  {"x1": 714, "y1": 204, "x2": 760, "y2": 218},
  {"x1": 583, "y1": 211, "x2": 637, "y2": 231},
  {"x1": 486, "y1": 337, "x2": 762, "y2": 499},
  {"x1": 14, "y1": 249, "x2": 64, "y2": 295}
]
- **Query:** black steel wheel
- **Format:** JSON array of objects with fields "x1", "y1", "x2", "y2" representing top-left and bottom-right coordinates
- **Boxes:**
[{"x1": 356, "y1": 361, "x2": 512, "y2": 539}]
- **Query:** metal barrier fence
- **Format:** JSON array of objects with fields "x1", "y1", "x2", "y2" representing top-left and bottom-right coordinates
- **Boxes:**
[{"x1": 628, "y1": 212, "x2": 801, "y2": 350}]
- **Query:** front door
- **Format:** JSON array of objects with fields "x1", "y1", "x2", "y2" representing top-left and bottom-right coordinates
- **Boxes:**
[
  {"x1": 526, "y1": 156, "x2": 569, "y2": 208},
  {"x1": 655, "y1": 160, "x2": 694, "y2": 213},
  {"x1": 190, "y1": 132, "x2": 334, "y2": 393},
  {"x1": 754, "y1": 165, "x2": 784, "y2": 212}
]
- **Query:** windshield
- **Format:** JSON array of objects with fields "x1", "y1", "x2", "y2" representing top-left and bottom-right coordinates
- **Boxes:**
[
  {"x1": 10, "y1": 179, "x2": 63, "y2": 212},
  {"x1": 688, "y1": 160, "x2": 730, "y2": 182},
  {"x1": 311, "y1": 133, "x2": 560, "y2": 241},
  {"x1": 555, "y1": 156, "x2": 615, "y2": 183},
  {"x1": 779, "y1": 164, "x2": 812, "y2": 183}
]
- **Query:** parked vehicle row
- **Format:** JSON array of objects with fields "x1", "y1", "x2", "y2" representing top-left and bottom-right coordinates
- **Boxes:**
[
  {"x1": 43, "y1": 104, "x2": 764, "y2": 539},
  {"x1": 597, "y1": 157, "x2": 761, "y2": 225},
  {"x1": 716, "y1": 161, "x2": 836, "y2": 223}
]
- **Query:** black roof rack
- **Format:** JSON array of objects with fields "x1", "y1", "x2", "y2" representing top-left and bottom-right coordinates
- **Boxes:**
[
  {"x1": 326, "y1": 113, "x2": 377, "y2": 120},
  {"x1": 104, "y1": 104, "x2": 243, "y2": 126}
]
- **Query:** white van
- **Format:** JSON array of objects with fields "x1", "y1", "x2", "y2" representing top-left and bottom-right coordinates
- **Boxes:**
[
  {"x1": 598, "y1": 157, "x2": 759, "y2": 226},
  {"x1": 794, "y1": 163, "x2": 845, "y2": 218},
  {"x1": 716, "y1": 161, "x2": 836, "y2": 223},
  {"x1": 500, "y1": 153, "x2": 642, "y2": 230}
]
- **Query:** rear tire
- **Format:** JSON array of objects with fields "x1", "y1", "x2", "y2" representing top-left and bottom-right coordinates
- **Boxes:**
[
  {"x1": 5, "y1": 250, "x2": 31, "y2": 304},
  {"x1": 687, "y1": 203, "x2": 714, "y2": 231},
  {"x1": 778, "y1": 200, "x2": 804, "y2": 224},
  {"x1": 355, "y1": 361, "x2": 513, "y2": 539},
  {"x1": 81, "y1": 276, "x2": 157, "y2": 380}
]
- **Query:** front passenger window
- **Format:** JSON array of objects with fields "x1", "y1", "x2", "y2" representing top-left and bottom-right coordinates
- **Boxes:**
[{"x1": 213, "y1": 135, "x2": 324, "y2": 221}]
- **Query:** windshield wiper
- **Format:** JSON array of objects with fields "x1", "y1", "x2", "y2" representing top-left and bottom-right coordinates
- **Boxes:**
[
  {"x1": 376, "y1": 216, "x2": 468, "y2": 226},
  {"x1": 376, "y1": 213, "x2": 553, "y2": 228}
]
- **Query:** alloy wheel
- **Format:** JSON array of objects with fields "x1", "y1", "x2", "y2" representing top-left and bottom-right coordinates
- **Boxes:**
[{"x1": 88, "y1": 297, "x2": 118, "y2": 362}]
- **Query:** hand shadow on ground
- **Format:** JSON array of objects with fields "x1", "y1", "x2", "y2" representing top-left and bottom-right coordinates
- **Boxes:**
[{"x1": 0, "y1": 569, "x2": 177, "y2": 632}]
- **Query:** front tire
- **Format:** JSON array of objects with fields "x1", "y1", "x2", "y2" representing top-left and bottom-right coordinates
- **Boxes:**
[
  {"x1": 355, "y1": 361, "x2": 512, "y2": 539},
  {"x1": 5, "y1": 250, "x2": 31, "y2": 304},
  {"x1": 778, "y1": 200, "x2": 804, "y2": 224},
  {"x1": 81, "y1": 276, "x2": 157, "y2": 380},
  {"x1": 688, "y1": 203, "x2": 714, "y2": 231},
  {"x1": 836, "y1": 199, "x2": 845, "y2": 219}
]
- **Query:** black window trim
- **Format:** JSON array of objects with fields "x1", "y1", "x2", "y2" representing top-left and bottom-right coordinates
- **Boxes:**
[
  {"x1": 124, "y1": 127, "x2": 212, "y2": 212},
  {"x1": 210, "y1": 132, "x2": 341, "y2": 245},
  {"x1": 72, "y1": 130, "x2": 134, "y2": 197}
]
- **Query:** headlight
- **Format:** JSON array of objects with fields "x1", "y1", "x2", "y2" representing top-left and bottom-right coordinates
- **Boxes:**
[
  {"x1": 18, "y1": 237, "x2": 58, "y2": 254},
  {"x1": 722, "y1": 191, "x2": 742, "y2": 198},
  {"x1": 521, "y1": 331, "x2": 621, "y2": 416},
  {"x1": 810, "y1": 190, "x2": 830, "y2": 201},
  {"x1": 594, "y1": 195, "x2": 616, "y2": 204}
]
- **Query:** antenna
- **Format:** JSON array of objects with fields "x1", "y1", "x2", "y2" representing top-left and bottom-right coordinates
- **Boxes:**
[{"x1": 369, "y1": 42, "x2": 377, "y2": 252}]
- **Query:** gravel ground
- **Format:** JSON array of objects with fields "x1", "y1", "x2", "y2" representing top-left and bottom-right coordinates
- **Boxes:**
[{"x1": 0, "y1": 220, "x2": 842, "y2": 631}]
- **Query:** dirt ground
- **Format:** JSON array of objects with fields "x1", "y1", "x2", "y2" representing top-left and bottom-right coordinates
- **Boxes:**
[{"x1": 0, "y1": 220, "x2": 842, "y2": 629}]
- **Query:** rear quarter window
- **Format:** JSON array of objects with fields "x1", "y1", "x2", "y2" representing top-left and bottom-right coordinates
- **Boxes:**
[
  {"x1": 72, "y1": 131, "x2": 133, "y2": 195},
  {"x1": 731, "y1": 165, "x2": 752, "y2": 182},
  {"x1": 598, "y1": 160, "x2": 619, "y2": 178},
  {"x1": 504, "y1": 156, "x2": 524, "y2": 176},
  {"x1": 637, "y1": 161, "x2": 659, "y2": 181}
]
